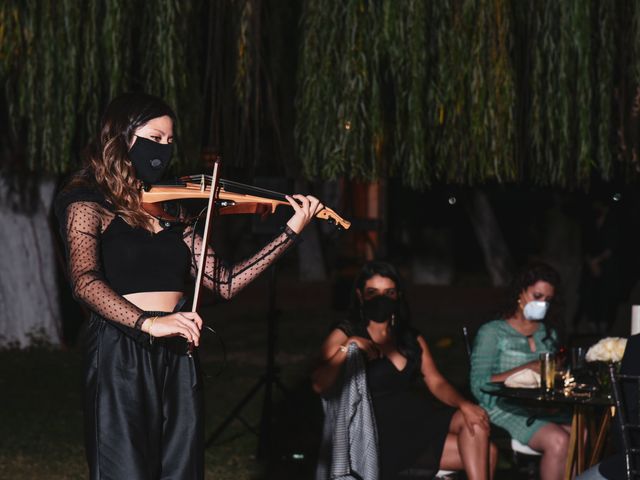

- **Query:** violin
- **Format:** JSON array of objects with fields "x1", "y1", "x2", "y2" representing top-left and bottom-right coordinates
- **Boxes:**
[{"x1": 141, "y1": 174, "x2": 351, "y2": 230}]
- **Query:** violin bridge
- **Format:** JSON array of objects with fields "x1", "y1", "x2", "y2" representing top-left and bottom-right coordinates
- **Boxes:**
[{"x1": 199, "y1": 174, "x2": 205, "y2": 192}]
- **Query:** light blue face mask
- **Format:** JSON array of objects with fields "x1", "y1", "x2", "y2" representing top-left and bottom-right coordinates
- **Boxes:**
[{"x1": 523, "y1": 300, "x2": 549, "y2": 321}]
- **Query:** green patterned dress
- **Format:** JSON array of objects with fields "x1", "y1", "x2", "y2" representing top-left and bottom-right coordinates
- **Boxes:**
[{"x1": 470, "y1": 319, "x2": 570, "y2": 444}]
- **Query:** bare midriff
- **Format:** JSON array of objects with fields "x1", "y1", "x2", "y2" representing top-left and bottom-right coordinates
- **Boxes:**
[{"x1": 124, "y1": 291, "x2": 184, "y2": 313}]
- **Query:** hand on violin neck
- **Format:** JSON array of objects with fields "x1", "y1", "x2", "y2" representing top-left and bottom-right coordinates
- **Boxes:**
[{"x1": 285, "y1": 194, "x2": 324, "y2": 234}]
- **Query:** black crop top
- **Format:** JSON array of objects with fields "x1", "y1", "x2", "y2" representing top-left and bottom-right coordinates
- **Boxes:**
[
  {"x1": 101, "y1": 216, "x2": 190, "y2": 295},
  {"x1": 55, "y1": 183, "x2": 298, "y2": 330}
]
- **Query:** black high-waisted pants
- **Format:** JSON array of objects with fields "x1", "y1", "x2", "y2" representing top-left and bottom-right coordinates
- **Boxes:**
[{"x1": 84, "y1": 314, "x2": 204, "y2": 480}]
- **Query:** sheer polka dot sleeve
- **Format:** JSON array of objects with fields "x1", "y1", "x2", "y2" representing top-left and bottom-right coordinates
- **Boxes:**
[
  {"x1": 62, "y1": 201, "x2": 147, "y2": 328},
  {"x1": 183, "y1": 225, "x2": 298, "y2": 299}
]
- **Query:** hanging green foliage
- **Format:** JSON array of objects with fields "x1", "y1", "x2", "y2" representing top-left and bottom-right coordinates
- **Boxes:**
[
  {"x1": 1, "y1": 2, "x2": 29, "y2": 154},
  {"x1": 616, "y1": 0, "x2": 640, "y2": 178},
  {"x1": 0, "y1": 0, "x2": 202, "y2": 175},
  {"x1": 526, "y1": 0, "x2": 594, "y2": 187},
  {"x1": 296, "y1": 0, "x2": 631, "y2": 189},
  {"x1": 234, "y1": 0, "x2": 261, "y2": 167},
  {"x1": 431, "y1": 0, "x2": 516, "y2": 186},
  {"x1": 383, "y1": 0, "x2": 430, "y2": 187},
  {"x1": 1, "y1": 0, "x2": 640, "y2": 188},
  {"x1": 595, "y1": 0, "x2": 614, "y2": 179},
  {"x1": 200, "y1": 0, "x2": 299, "y2": 174},
  {"x1": 296, "y1": 0, "x2": 383, "y2": 181},
  {"x1": 297, "y1": 0, "x2": 517, "y2": 188},
  {"x1": 141, "y1": 0, "x2": 202, "y2": 165}
]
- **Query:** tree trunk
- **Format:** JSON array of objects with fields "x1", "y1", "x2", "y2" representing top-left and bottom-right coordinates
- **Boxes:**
[
  {"x1": 0, "y1": 177, "x2": 62, "y2": 347},
  {"x1": 411, "y1": 226, "x2": 455, "y2": 285},
  {"x1": 466, "y1": 190, "x2": 514, "y2": 287}
]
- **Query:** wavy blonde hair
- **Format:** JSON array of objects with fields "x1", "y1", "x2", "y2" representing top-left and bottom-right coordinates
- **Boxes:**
[{"x1": 68, "y1": 93, "x2": 176, "y2": 230}]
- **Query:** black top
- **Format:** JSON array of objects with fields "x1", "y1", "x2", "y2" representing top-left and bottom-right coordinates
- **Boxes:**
[{"x1": 101, "y1": 216, "x2": 190, "y2": 295}]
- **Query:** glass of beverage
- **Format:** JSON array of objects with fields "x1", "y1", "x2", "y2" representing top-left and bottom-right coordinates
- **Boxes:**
[
  {"x1": 570, "y1": 347, "x2": 586, "y2": 372},
  {"x1": 540, "y1": 352, "x2": 556, "y2": 394},
  {"x1": 554, "y1": 369, "x2": 567, "y2": 393}
]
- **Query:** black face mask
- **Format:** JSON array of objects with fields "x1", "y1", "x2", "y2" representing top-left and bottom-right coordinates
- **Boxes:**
[
  {"x1": 362, "y1": 295, "x2": 397, "y2": 324},
  {"x1": 128, "y1": 136, "x2": 173, "y2": 184}
]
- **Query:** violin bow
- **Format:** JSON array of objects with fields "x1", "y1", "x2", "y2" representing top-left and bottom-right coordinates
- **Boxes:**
[{"x1": 188, "y1": 157, "x2": 222, "y2": 355}]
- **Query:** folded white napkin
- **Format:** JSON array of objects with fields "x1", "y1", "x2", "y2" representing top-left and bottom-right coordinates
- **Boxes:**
[{"x1": 504, "y1": 368, "x2": 541, "y2": 388}]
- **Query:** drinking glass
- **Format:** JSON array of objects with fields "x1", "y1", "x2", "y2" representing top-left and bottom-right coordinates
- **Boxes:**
[
  {"x1": 570, "y1": 347, "x2": 586, "y2": 372},
  {"x1": 554, "y1": 369, "x2": 568, "y2": 393},
  {"x1": 540, "y1": 352, "x2": 556, "y2": 394}
]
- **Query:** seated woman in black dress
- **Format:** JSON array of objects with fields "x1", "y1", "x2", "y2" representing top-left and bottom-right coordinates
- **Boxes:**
[{"x1": 312, "y1": 261, "x2": 497, "y2": 480}]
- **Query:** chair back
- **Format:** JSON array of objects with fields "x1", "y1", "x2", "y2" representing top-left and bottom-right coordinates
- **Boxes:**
[
  {"x1": 462, "y1": 326, "x2": 472, "y2": 363},
  {"x1": 609, "y1": 363, "x2": 640, "y2": 480}
]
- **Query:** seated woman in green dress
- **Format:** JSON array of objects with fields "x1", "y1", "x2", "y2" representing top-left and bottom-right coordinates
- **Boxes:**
[{"x1": 470, "y1": 263, "x2": 570, "y2": 480}]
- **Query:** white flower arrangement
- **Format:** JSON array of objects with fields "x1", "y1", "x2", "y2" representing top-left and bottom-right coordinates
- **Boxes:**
[{"x1": 585, "y1": 337, "x2": 627, "y2": 363}]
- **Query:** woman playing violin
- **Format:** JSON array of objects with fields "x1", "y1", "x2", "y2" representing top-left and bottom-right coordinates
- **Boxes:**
[{"x1": 55, "y1": 92, "x2": 322, "y2": 480}]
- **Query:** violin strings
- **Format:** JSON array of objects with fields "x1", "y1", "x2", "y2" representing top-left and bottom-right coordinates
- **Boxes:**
[
  {"x1": 221, "y1": 179, "x2": 288, "y2": 200},
  {"x1": 181, "y1": 174, "x2": 288, "y2": 201}
]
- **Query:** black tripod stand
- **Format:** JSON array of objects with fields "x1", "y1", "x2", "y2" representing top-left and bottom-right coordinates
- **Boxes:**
[{"x1": 205, "y1": 265, "x2": 288, "y2": 463}]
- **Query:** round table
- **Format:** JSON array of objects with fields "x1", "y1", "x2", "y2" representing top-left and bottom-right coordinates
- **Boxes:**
[{"x1": 482, "y1": 384, "x2": 614, "y2": 480}]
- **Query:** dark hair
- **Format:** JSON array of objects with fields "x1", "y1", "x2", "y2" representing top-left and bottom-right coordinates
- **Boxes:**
[
  {"x1": 344, "y1": 261, "x2": 419, "y2": 358},
  {"x1": 68, "y1": 93, "x2": 176, "y2": 229},
  {"x1": 505, "y1": 262, "x2": 562, "y2": 343}
]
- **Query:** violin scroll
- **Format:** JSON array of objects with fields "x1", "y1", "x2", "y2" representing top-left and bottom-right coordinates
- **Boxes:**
[{"x1": 315, "y1": 206, "x2": 350, "y2": 230}]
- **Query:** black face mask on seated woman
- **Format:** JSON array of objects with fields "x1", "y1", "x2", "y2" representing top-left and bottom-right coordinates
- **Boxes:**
[
  {"x1": 129, "y1": 136, "x2": 173, "y2": 184},
  {"x1": 363, "y1": 295, "x2": 397, "y2": 323}
]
